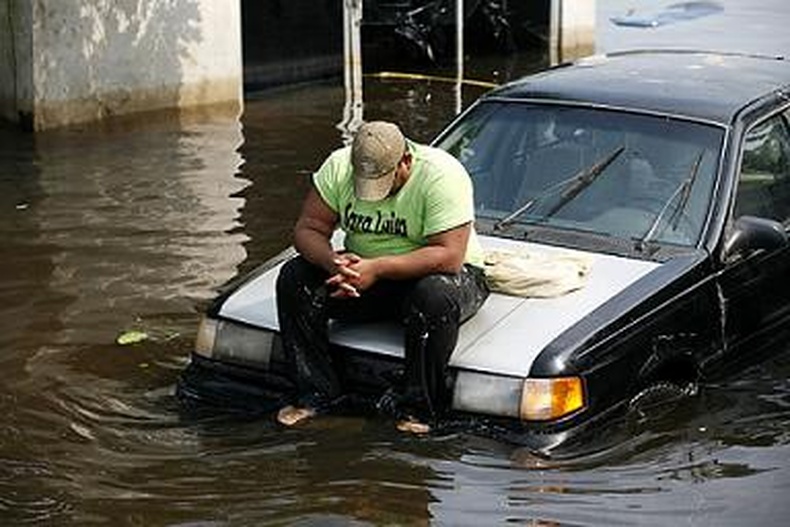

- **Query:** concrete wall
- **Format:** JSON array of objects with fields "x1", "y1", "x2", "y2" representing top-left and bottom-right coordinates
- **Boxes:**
[
  {"x1": 0, "y1": 0, "x2": 243, "y2": 130},
  {"x1": 551, "y1": 0, "x2": 596, "y2": 65}
]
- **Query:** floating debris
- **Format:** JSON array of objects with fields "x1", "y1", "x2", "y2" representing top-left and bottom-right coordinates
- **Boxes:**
[
  {"x1": 611, "y1": 1, "x2": 724, "y2": 28},
  {"x1": 116, "y1": 330, "x2": 149, "y2": 346}
]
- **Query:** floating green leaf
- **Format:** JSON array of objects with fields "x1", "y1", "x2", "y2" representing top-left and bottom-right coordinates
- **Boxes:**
[{"x1": 116, "y1": 330, "x2": 149, "y2": 346}]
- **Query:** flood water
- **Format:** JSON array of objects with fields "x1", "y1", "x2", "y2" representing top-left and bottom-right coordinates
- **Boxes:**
[{"x1": 2, "y1": 1, "x2": 790, "y2": 525}]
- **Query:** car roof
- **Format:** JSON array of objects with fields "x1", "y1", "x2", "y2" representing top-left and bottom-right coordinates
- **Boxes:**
[{"x1": 486, "y1": 50, "x2": 790, "y2": 125}]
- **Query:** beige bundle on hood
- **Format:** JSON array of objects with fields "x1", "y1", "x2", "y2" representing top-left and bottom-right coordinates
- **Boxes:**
[{"x1": 483, "y1": 248, "x2": 592, "y2": 298}]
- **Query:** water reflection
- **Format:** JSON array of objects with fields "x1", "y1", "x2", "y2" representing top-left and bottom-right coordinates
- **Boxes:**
[
  {"x1": 0, "y1": 127, "x2": 67, "y2": 358},
  {"x1": 33, "y1": 117, "x2": 248, "y2": 345},
  {"x1": 0, "y1": 112, "x2": 251, "y2": 524}
]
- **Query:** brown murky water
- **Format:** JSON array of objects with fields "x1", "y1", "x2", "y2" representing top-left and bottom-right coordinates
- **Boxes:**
[{"x1": 3, "y1": 2, "x2": 790, "y2": 524}]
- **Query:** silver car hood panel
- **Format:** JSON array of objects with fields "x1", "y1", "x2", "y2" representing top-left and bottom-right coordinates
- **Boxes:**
[{"x1": 218, "y1": 236, "x2": 659, "y2": 377}]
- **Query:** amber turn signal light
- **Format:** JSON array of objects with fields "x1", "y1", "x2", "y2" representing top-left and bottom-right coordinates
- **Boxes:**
[{"x1": 520, "y1": 376, "x2": 585, "y2": 421}]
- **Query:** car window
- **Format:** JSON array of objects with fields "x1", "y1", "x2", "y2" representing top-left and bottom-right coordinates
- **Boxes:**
[
  {"x1": 436, "y1": 102, "x2": 724, "y2": 247},
  {"x1": 734, "y1": 113, "x2": 790, "y2": 225}
]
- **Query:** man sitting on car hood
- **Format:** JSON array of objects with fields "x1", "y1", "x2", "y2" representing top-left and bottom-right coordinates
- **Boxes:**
[{"x1": 275, "y1": 120, "x2": 489, "y2": 433}]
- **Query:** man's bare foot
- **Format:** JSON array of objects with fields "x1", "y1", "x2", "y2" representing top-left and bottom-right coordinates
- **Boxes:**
[
  {"x1": 396, "y1": 417, "x2": 431, "y2": 434},
  {"x1": 277, "y1": 405, "x2": 316, "y2": 426}
]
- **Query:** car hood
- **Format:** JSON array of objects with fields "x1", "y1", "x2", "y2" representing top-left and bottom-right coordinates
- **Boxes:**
[{"x1": 217, "y1": 236, "x2": 659, "y2": 377}]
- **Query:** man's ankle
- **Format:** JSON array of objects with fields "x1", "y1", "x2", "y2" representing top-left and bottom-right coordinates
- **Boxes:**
[{"x1": 276, "y1": 405, "x2": 316, "y2": 426}]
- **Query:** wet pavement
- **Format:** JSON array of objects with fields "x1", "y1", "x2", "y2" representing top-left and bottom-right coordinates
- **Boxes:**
[{"x1": 1, "y1": 1, "x2": 790, "y2": 525}]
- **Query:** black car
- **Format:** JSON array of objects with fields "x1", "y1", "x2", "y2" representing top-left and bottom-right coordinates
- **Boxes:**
[{"x1": 178, "y1": 50, "x2": 790, "y2": 456}]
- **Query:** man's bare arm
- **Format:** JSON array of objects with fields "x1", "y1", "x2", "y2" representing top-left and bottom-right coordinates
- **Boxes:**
[{"x1": 293, "y1": 186, "x2": 340, "y2": 273}]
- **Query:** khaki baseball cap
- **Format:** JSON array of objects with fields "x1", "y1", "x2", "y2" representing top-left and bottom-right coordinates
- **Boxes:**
[{"x1": 351, "y1": 121, "x2": 406, "y2": 201}]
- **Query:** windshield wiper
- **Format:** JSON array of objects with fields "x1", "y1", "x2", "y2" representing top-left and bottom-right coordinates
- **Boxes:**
[
  {"x1": 637, "y1": 150, "x2": 705, "y2": 249},
  {"x1": 544, "y1": 145, "x2": 626, "y2": 218},
  {"x1": 493, "y1": 172, "x2": 584, "y2": 231},
  {"x1": 494, "y1": 145, "x2": 626, "y2": 231}
]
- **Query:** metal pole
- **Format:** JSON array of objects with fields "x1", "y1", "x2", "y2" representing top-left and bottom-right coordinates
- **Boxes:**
[
  {"x1": 455, "y1": 0, "x2": 464, "y2": 115},
  {"x1": 340, "y1": 0, "x2": 364, "y2": 142},
  {"x1": 549, "y1": 0, "x2": 562, "y2": 66}
]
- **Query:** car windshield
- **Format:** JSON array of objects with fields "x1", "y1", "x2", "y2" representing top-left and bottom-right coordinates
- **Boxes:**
[{"x1": 436, "y1": 101, "x2": 725, "y2": 247}]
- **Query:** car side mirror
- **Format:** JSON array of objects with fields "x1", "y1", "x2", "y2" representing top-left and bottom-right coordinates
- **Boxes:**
[{"x1": 724, "y1": 215, "x2": 788, "y2": 260}]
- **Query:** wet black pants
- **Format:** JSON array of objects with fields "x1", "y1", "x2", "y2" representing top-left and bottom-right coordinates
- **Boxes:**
[{"x1": 275, "y1": 255, "x2": 489, "y2": 419}]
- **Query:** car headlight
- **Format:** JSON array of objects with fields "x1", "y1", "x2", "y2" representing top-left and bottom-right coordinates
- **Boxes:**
[
  {"x1": 520, "y1": 377, "x2": 585, "y2": 421},
  {"x1": 195, "y1": 316, "x2": 219, "y2": 357},
  {"x1": 452, "y1": 371, "x2": 586, "y2": 422},
  {"x1": 194, "y1": 316, "x2": 276, "y2": 368}
]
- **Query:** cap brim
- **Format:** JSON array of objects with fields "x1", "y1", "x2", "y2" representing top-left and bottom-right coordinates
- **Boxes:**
[{"x1": 354, "y1": 169, "x2": 396, "y2": 201}]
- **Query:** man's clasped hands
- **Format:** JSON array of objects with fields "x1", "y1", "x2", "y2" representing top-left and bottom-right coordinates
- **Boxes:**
[{"x1": 326, "y1": 253, "x2": 379, "y2": 298}]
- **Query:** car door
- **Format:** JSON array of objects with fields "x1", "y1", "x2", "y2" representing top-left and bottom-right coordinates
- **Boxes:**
[{"x1": 717, "y1": 110, "x2": 790, "y2": 355}]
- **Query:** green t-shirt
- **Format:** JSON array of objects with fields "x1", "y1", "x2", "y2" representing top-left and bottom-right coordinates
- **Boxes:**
[{"x1": 313, "y1": 141, "x2": 484, "y2": 267}]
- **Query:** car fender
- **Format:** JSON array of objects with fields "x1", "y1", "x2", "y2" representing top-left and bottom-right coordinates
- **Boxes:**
[{"x1": 532, "y1": 250, "x2": 716, "y2": 417}]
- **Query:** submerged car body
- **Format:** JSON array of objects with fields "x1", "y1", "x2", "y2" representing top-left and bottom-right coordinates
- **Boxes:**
[{"x1": 178, "y1": 50, "x2": 790, "y2": 455}]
